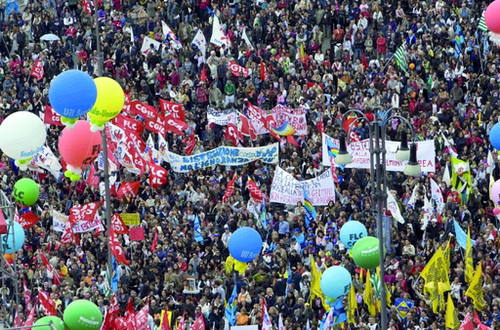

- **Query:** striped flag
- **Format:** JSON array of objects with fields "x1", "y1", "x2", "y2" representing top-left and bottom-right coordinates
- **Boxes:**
[
  {"x1": 394, "y1": 42, "x2": 408, "y2": 72},
  {"x1": 302, "y1": 187, "x2": 317, "y2": 226},
  {"x1": 478, "y1": 14, "x2": 488, "y2": 32}
]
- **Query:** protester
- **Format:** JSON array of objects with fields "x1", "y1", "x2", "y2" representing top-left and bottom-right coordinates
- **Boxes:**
[{"x1": 0, "y1": 0, "x2": 499, "y2": 329}]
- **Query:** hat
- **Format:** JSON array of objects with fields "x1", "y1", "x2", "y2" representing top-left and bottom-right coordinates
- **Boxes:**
[
  {"x1": 325, "y1": 236, "x2": 330, "y2": 240},
  {"x1": 308, "y1": 233, "x2": 314, "y2": 237},
  {"x1": 307, "y1": 228, "x2": 313, "y2": 231},
  {"x1": 224, "y1": 225, "x2": 229, "y2": 229},
  {"x1": 294, "y1": 228, "x2": 300, "y2": 232},
  {"x1": 214, "y1": 233, "x2": 220, "y2": 237}
]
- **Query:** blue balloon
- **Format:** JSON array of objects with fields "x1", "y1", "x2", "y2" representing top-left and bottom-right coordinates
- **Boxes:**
[
  {"x1": 490, "y1": 123, "x2": 500, "y2": 150},
  {"x1": 0, "y1": 221, "x2": 25, "y2": 253},
  {"x1": 49, "y1": 70, "x2": 97, "y2": 118},
  {"x1": 228, "y1": 227, "x2": 263, "y2": 262},
  {"x1": 339, "y1": 220, "x2": 368, "y2": 250},
  {"x1": 320, "y1": 266, "x2": 352, "y2": 299}
]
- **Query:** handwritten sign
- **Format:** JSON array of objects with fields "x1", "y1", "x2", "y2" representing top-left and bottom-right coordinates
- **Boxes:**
[{"x1": 121, "y1": 213, "x2": 140, "y2": 226}]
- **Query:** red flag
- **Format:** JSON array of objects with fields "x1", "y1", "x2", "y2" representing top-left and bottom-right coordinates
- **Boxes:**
[
  {"x1": 112, "y1": 213, "x2": 129, "y2": 235},
  {"x1": 145, "y1": 114, "x2": 167, "y2": 136},
  {"x1": 474, "y1": 310, "x2": 492, "y2": 330},
  {"x1": 69, "y1": 202, "x2": 99, "y2": 223},
  {"x1": 149, "y1": 164, "x2": 168, "y2": 189},
  {"x1": 286, "y1": 135, "x2": 300, "y2": 147},
  {"x1": 82, "y1": 0, "x2": 91, "y2": 14},
  {"x1": 134, "y1": 303, "x2": 149, "y2": 329},
  {"x1": 247, "y1": 177, "x2": 264, "y2": 203},
  {"x1": 329, "y1": 156, "x2": 339, "y2": 183},
  {"x1": 23, "y1": 299, "x2": 37, "y2": 327},
  {"x1": 30, "y1": 57, "x2": 44, "y2": 81},
  {"x1": 23, "y1": 279, "x2": 32, "y2": 311},
  {"x1": 124, "y1": 299, "x2": 136, "y2": 325},
  {"x1": 228, "y1": 61, "x2": 249, "y2": 77},
  {"x1": 160, "y1": 307, "x2": 171, "y2": 330},
  {"x1": 177, "y1": 312, "x2": 186, "y2": 330},
  {"x1": 130, "y1": 100, "x2": 158, "y2": 120},
  {"x1": 18, "y1": 211, "x2": 40, "y2": 229},
  {"x1": 60, "y1": 224, "x2": 75, "y2": 244},
  {"x1": 38, "y1": 289, "x2": 57, "y2": 316},
  {"x1": 224, "y1": 123, "x2": 242, "y2": 146},
  {"x1": 192, "y1": 314, "x2": 206, "y2": 330},
  {"x1": 40, "y1": 252, "x2": 55, "y2": 273},
  {"x1": 222, "y1": 174, "x2": 238, "y2": 203},
  {"x1": 316, "y1": 118, "x2": 324, "y2": 134},
  {"x1": 110, "y1": 226, "x2": 129, "y2": 265},
  {"x1": 164, "y1": 115, "x2": 189, "y2": 135},
  {"x1": 460, "y1": 313, "x2": 474, "y2": 330},
  {"x1": 259, "y1": 62, "x2": 268, "y2": 81},
  {"x1": 183, "y1": 134, "x2": 197, "y2": 155},
  {"x1": 160, "y1": 99, "x2": 186, "y2": 121},
  {"x1": 151, "y1": 231, "x2": 158, "y2": 252},
  {"x1": 102, "y1": 295, "x2": 120, "y2": 330},
  {"x1": 122, "y1": 94, "x2": 132, "y2": 115},
  {"x1": 13, "y1": 311, "x2": 21, "y2": 327},
  {"x1": 43, "y1": 105, "x2": 63, "y2": 126},
  {"x1": 86, "y1": 164, "x2": 99, "y2": 189},
  {"x1": 361, "y1": 53, "x2": 369, "y2": 69},
  {"x1": 112, "y1": 114, "x2": 144, "y2": 135},
  {"x1": 239, "y1": 114, "x2": 257, "y2": 140},
  {"x1": 343, "y1": 116, "x2": 358, "y2": 134},
  {"x1": 116, "y1": 181, "x2": 141, "y2": 199},
  {"x1": 200, "y1": 64, "x2": 208, "y2": 83}
]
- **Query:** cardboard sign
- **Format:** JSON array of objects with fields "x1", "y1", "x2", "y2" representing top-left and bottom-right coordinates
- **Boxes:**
[
  {"x1": 121, "y1": 213, "x2": 140, "y2": 226},
  {"x1": 129, "y1": 226, "x2": 145, "y2": 241}
]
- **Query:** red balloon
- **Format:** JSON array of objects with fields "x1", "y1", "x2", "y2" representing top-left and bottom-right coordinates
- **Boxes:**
[
  {"x1": 58, "y1": 120, "x2": 102, "y2": 169},
  {"x1": 493, "y1": 208, "x2": 500, "y2": 216},
  {"x1": 485, "y1": 0, "x2": 500, "y2": 33}
]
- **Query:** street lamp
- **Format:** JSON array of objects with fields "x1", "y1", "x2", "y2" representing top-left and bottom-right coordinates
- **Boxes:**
[{"x1": 336, "y1": 107, "x2": 421, "y2": 329}]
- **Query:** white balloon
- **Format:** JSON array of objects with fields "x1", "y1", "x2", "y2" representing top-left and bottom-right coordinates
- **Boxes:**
[{"x1": 0, "y1": 111, "x2": 46, "y2": 161}]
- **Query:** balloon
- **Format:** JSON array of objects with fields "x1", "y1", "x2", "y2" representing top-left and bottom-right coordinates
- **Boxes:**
[
  {"x1": 485, "y1": 0, "x2": 500, "y2": 33},
  {"x1": 63, "y1": 300, "x2": 103, "y2": 330},
  {"x1": 0, "y1": 221, "x2": 25, "y2": 253},
  {"x1": 48, "y1": 70, "x2": 97, "y2": 125},
  {"x1": 409, "y1": 63, "x2": 415, "y2": 69},
  {"x1": 490, "y1": 179, "x2": 500, "y2": 206},
  {"x1": 4, "y1": 254, "x2": 14, "y2": 264},
  {"x1": 489, "y1": 123, "x2": 500, "y2": 150},
  {"x1": 320, "y1": 266, "x2": 352, "y2": 299},
  {"x1": 234, "y1": 259, "x2": 248, "y2": 274},
  {"x1": 228, "y1": 227, "x2": 263, "y2": 262},
  {"x1": 352, "y1": 236, "x2": 383, "y2": 269},
  {"x1": 12, "y1": 178, "x2": 40, "y2": 206},
  {"x1": 0, "y1": 111, "x2": 46, "y2": 169},
  {"x1": 33, "y1": 316, "x2": 65, "y2": 330},
  {"x1": 58, "y1": 120, "x2": 101, "y2": 181},
  {"x1": 494, "y1": 208, "x2": 500, "y2": 215},
  {"x1": 88, "y1": 77, "x2": 125, "y2": 131},
  {"x1": 339, "y1": 221, "x2": 368, "y2": 249}
]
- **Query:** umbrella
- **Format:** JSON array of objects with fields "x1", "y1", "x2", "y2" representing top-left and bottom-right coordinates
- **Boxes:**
[{"x1": 40, "y1": 34, "x2": 60, "y2": 41}]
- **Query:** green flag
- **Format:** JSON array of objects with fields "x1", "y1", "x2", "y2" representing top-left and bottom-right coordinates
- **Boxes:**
[
  {"x1": 394, "y1": 42, "x2": 408, "y2": 72},
  {"x1": 478, "y1": 14, "x2": 488, "y2": 32}
]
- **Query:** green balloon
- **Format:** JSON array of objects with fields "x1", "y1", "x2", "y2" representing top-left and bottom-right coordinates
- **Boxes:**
[
  {"x1": 33, "y1": 316, "x2": 65, "y2": 330},
  {"x1": 352, "y1": 236, "x2": 383, "y2": 269},
  {"x1": 12, "y1": 178, "x2": 39, "y2": 206},
  {"x1": 63, "y1": 300, "x2": 103, "y2": 330}
]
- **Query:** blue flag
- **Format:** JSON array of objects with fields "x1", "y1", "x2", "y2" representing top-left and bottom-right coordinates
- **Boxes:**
[
  {"x1": 194, "y1": 214, "x2": 203, "y2": 242},
  {"x1": 225, "y1": 284, "x2": 238, "y2": 326},
  {"x1": 261, "y1": 197, "x2": 268, "y2": 230},
  {"x1": 453, "y1": 219, "x2": 475, "y2": 249},
  {"x1": 285, "y1": 262, "x2": 293, "y2": 295},
  {"x1": 111, "y1": 255, "x2": 119, "y2": 293},
  {"x1": 302, "y1": 187, "x2": 317, "y2": 226}
]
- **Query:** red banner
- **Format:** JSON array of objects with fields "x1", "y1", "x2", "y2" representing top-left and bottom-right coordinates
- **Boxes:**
[
  {"x1": 247, "y1": 177, "x2": 264, "y2": 203},
  {"x1": 112, "y1": 213, "x2": 128, "y2": 234},
  {"x1": 145, "y1": 115, "x2": 166, "y2": 136},
  {"x1": 130, "y1": 100, "x2": 158, "y2": 120},
  {"x1": 134, "y1": 304, "x2": 150, "y2": 328},
  {"x1": 160, "y1": 99, "x2": 186, "y2": 121},
  {"x1": 117, "y1": 181, "x2": 141, "y2": 199},
  {"x1": 30, "y1": 58, "x2": 44, "y2": 81},
  {"x1": 228, "y1": 61, "x2": 249, "y2": 77},
  {"x1": 149, "y1": 163, "x2": 168, "y2": 188},
  {"x1": 183, "y1": 134, "x2": 197, "y2": 155},
  {"x1": 18, "y1": 211, "x2": 40, "y2": 229},
  {"x1": 60, "y1": 224, "x2": 75, "y2": 244},
  {"x1": 44, "y1": 105, "x2": 63, "y2": 126},
  {"x1": 69, "y1": 202, "x2": 99, "y2": 223},
  {"x1": 38, "y1": 290, "x2": 57, "y2": 316},
  {"x1": 112, "y1": 114, "x2": 144, "y2": 135},
  {"x1": 222, "y1": 174, "x2": 238, "y2": 203},
  {"x1": 110, "y1": 227, "x2": 129, "y2": 265},
  {"x1": 164, "y1": 115, "x2": 188, "y2": 135},
  {"x1": 239, "y1": 114, "x2": 257, "y2": 140}
]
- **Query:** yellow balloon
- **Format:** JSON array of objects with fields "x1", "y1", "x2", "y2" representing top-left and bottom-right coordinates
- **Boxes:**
[
  {"x1": 88, "y1": 77, "x2": 125, "y2": 122},
  {"x1": 225, "y1": 256, "x2": 235, "y2": 274},
  {"x1": 234, "y1": 260, "x2": 248, "y2": 274}
]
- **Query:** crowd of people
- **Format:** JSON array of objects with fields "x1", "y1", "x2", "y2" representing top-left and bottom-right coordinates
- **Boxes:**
[{"x1": 0, "y1": 0, "x2": 499, "y2": 328}]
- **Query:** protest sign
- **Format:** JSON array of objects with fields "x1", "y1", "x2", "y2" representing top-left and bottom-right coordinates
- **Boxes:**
[
  {"x1": 207, "y1": 107, "x2": 238, "y2": 126},
  {"x1": 270, "y1": 167, "x2": 336, "y2": 205},
  {"x1": 165, "y1": 144, "x2": 279, "y2": 172},
  {"x1": 129, "y1": 227, "x2": 145, "y2": 241},
  {"x1": 322, "y1": 133, "x2": 436, "y2": 172},
  {"x1": 52, "y1": 210, "x2": 104, "y2": 233},
  {"x1": 121, "y1": 213, "x2": 140, "y2": 226},
  {"x1": 272, "y1": 105, "x2": 307, "y2": 135}
]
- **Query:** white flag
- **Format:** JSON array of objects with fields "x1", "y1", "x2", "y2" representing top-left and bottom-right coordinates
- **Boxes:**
[
  {"x1": 430, "y1": 178, "x2": 444, "y2": 214},
  {"x1": 161, "y1": 21, "x2": 182, "y2": 49},
  {"x1": 441, "y1": 132, "x2": 458, "y2": 157},
  {"x1": 261, "y1": 303, "x2": 273, "y2": 330},
  {"x1": 242, "y1": 27, "x2": 254, "y2": 50},
  {"x1": 157, "y1": 134, "x2": 168, "y2": 163},
  {"x1": 386, "y1": 189, "x2": 405, "y2": 224},
  {"x1": 191, "y1": 28, "x2": 207, "y2": 56},
  {"x1": 210, "y1": 16, "x2": 230, "y2": 47},
  {"x1": 421, "y1": 195, "x2": 433, "y2": 230},
  {"x1": 407, "y1": 184, "x2": 419, "y2": 210},
  {"x1": 442, "y1": 164, "x2": 451, "y2": 186},
  {"x1": 140, "y1": 36, "x2": 161, "y2": 55},
  {"x1": 487, "y1": 149, "x2": 495, "y2": 174},
  {"x1": 123, "y1": 25, "x2": 134, "y2": 43},
  {"x1": 278, "y1": 314, "x2": 285, "y2": 330},
  {"x1": 32, "y1": 145, "x2": 62, "y2": 179}
]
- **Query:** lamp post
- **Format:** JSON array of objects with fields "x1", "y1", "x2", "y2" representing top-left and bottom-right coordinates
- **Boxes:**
[{"x1": 336, "y1": 107, "x2": 421, "y2": 329}]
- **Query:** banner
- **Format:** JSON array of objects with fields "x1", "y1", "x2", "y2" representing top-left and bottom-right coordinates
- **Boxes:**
[
  {"x1": 121, "y1": 213, "x2": 140, "y2": 226},
  {"x1": 207, "y1": 107, "x2": 237, "y2": 126},
  {"x1": 129, "y1": 100, "x2": 158, "y2": 120},
  {"x1": 30, "y1": 58, "x2": 44, "y2": 81},
  {"x1": 52, "y1": 210, "x2": 104, "y2": 233},
  {"x1": 43, "y1": 105, "x2": 63, "y2": 126},
  {"x1": 270, "y1": 167, "x2": 335, "y2": 205},
  {"x1": 159, "y1": 99, "x2": 186, "y2": 121},
  {"x1": 165, "y1": 143, "x2": 279, "y2": 172},
  {"x1": 112, "y1": 114, "x2": 144, "y2": 135},
  {"x1": 247, "y1": 103, "x2": 268, "y2": 135},
  {"x1": 322, "y1": 134, "x2": 436, "y2": 172},
  {"x1": 272, "y1": 105, "x2": 307, "y2": 135}
]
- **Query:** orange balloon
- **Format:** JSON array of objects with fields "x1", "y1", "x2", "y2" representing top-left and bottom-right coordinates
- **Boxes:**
[
  {"x1": 409, "y1": 63, "x2": 415, "y2": 69},
  {"x1": 4, "y1": 254, "x2": 14, "y2": 264}
]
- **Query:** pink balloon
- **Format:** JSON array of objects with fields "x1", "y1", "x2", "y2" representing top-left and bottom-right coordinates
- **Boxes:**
[
  {"x1": 485, "y1": 0, "x2": 500, "y2": 33},
  {"x1": 490, "y1": 179, "x2": 500, "y2": 206},
  {"x1": 58, "y1": 120, "x2": 102, "y2": 168},
  {"x1": 493, "y1": 208, "x2": 500, "y2": 215}
]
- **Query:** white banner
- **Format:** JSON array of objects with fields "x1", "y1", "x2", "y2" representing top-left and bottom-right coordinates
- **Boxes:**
[
  {"x1": 270, "y1": 167, "x2": 335, "y2": 205},
  {"x1": 322, "y1": 133, "x2": 436, "y2": 172},
  {"x1": 207, "y1": 107, "x2": 237, "y2": 126},
  {"x1": 52, "y1": 210, "x2": 104, "y2": 233},
  {"x1": 272, "y1": 105, "x2": 307, "y2": 135},
  {"x1": 166, "y1": 143, "x2": 279, "y2": 172}
]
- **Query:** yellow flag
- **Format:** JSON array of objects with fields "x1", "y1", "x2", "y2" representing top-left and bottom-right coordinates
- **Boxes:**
[
  {"x1": 347, "y1": 283, "x2": 357, "y2": 323},
  {"x1": 465, "y1": 227, "x2": 474, "y2": 284},
  {"x1": 450, "y1": 157, "x2": 473, "y2": 201},
  {"x1": 424, "y1": 281, "x2": 447, "y2": 313},
  {"x1": 364, "y1": 270, "x2": 376, "y2": 317},
  {"x1": 445, "y1": 294, "x2": 460, "y2": 329},
  {"x1": 465, "y1": 263, "x2": 487, "y2": 310},
  {"x1": 442, "y1": 240, "x2": 451, "y2": 274},
  {"x1": 376, "y1": 266, "x2": 392, "y2": 307},
  {"x1": 420, "y1": 248, "x2": 451, "y2": 291},
  {"x1": 309, "y1": 258, "x2": 328, "y2": 310}
]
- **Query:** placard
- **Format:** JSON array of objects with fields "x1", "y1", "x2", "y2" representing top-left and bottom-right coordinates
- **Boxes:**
[
  {"x1": 121, "y1": 213, "x2": 140, "y2": 226},
  {"x1": 129, "y1": 226, "x2": 145, "y2": 241}
]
